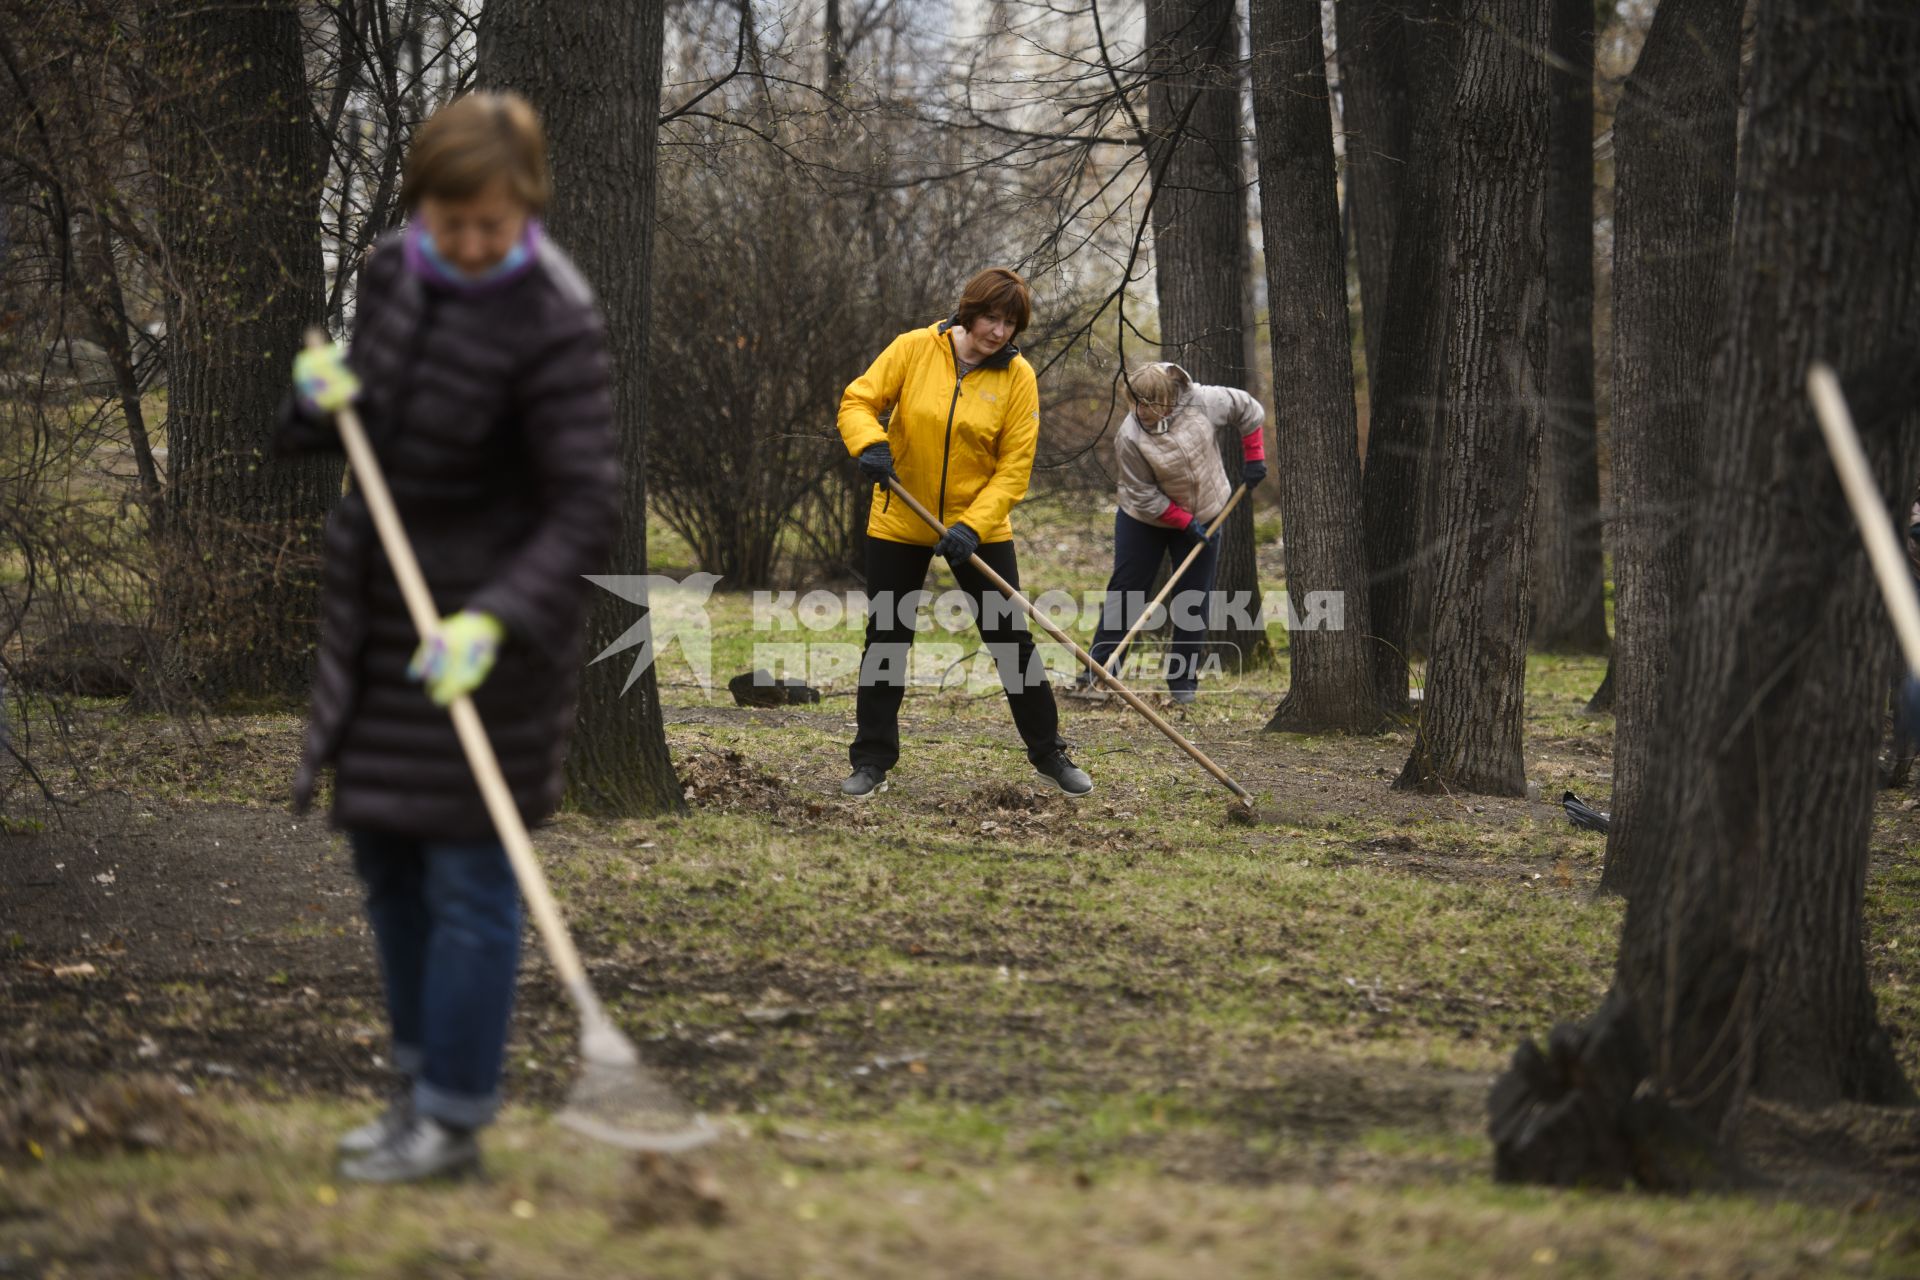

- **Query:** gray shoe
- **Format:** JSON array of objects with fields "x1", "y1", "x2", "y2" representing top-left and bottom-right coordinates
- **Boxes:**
[
  {"x1": 1169, "y1": 687, "x2": 1197, "y2": 706},
  {"x1": 336, "y1": 1090, "x2": 413, "y2": 1157},
  {"x1": 1034, "y1": 749, "x2": 1093, "y2": 797},
  {"x1": 841, "y1": 766, "x2": 889, "y2": 797},
  {"x1": 338, "y1": 1116, "x2": 481, "y2": 1184}
]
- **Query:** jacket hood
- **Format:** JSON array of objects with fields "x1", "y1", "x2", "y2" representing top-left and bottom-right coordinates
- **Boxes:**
[{"x1": 938, "y1": 317, "x2": 1021, "y2": 370}]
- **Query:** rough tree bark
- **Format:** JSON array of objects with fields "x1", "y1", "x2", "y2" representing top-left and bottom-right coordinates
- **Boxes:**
[
  {"x1": 482, "y1": 0, "x2": 684, "y2": 815},
  {"x1": 1597, "y1": 0, "x2": 1743, "y2": 898},
  {"x1": 1528, "y1": 0, "x2": 1607, "y2": 653},
  {"x1": 1395, "y1": 0, "x2": 1548, "y2": 796},
  {"x1": 1144, "y1": 0, "x2": 1271, "y2": 674},
  {"x1": 1493, "y1": 0, "x2": 1920, "y2": 1187},
  {"x1": 1332, "y1": 0, "x2": 1414, "y2": 411},
  {"x1": 1357, "y1": 0, "x2": 1459, "y2": 714},
  {"x1": 150, "y1": 0, "x2": 339, "y2": 704},
  {"x1": 1250, "y1": 0, "x2": 1378, "y2": 733}
]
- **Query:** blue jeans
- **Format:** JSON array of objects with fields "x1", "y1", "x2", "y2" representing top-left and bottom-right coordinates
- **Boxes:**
[
  {"x1": 349, "y1": 830, "x2": 523, "y2": 1129},
  {"x1": 1087, "y1": 510, "x2": 1221, "y2": 693}
]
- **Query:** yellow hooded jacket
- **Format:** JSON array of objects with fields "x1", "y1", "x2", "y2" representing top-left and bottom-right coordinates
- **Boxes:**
[{"x1": 838, "y1": 321, "x2": 1040, "y2": 547}]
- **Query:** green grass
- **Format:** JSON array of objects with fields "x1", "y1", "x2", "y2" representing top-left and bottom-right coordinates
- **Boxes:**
[
  {"x1": 9, "y1": 485, "x2": 1920, "y2": 1276},
  {"x1": 6, "y1": 1093, "x2": 1915, "y2": 1279}
]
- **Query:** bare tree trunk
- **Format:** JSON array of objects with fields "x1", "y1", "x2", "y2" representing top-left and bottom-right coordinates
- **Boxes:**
[
  {"x1": 1250, "y1": 0, "x2": 1377, "y2": 733},
  {"x1": 1145, "y1": 0, "x2": 1271, "y2": 674},
  {"x1": 482, "y1": 0, "x2": 684, "y2": 816},
  {"x1": 150, "y1": 0, "x2": 338, "y2": 705},
  {"x1": 1358, "y1": 0, "x2": 1459, "y2": 714},
  {"x1": 1333, "y1": 0, "x2": 1414, "y2": 406},
  {"x1": 1493, "y1": 0, "x2": 1920, "y2": 1188},
  {"x1": 1611, "y1": 0, "x2": 1920, "y2": 1123},
  {"x1": 1528, "y1": 0, "x2": 1607, "y2": 653},
  {"x1": 1597, "y1": 0, "x2": 1743, "y2": 899},
  {"x1": 1395, "y1": 0, "x2": 1549, "y2": 796}
]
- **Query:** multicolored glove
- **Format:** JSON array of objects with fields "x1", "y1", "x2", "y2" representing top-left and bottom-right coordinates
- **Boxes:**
[
  {"x1": 408, "y1": 611, "x2": 505, "y2": 707},
  {"x1": 293, "y1": 341, "x2": 361, "y2": 416}
]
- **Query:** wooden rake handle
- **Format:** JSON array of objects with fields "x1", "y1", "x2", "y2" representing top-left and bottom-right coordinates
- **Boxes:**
[
  {"x1": 1102, "y1": 484, "x2": 1249, "y2": 677},
  {"x1": 1808, "y1": 362, "x2": 1920, "y2": 675},
  {"x1": 306, "y1": 331, "x2": 605, "y2": 1019},
  {"x1": 885, "y1": 477, "x2": 1253, "y2": 805}
]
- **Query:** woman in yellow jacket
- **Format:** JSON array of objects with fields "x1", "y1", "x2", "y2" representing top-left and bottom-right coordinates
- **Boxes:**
[{"x1": 837, "y1": 268, "x2": 1091, "y2": 798}]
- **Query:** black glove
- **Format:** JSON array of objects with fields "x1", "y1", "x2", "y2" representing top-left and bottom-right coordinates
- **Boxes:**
[
  {"x1": 857, "y1": 442, "x2": 895, "y2": 482},
  {"x1": 1898, "y1": 674, "x2": 1920, "y2": 745},
  {"x1": 1242, "y1": 459, "x2": 1268, "y2": 488},
  {"x1": 935, "y1": 521, "x2": 980, "y2": 568}
]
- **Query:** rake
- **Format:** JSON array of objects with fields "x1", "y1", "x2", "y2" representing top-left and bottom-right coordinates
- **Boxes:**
[{"x1": 885, "y1": 476, "x2": 1256, "y2": 812}]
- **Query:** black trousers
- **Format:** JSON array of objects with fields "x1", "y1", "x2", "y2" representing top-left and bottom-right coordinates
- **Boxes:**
[{"x1": 851, "y1": 536, "x2": 1066, "y2": 772}]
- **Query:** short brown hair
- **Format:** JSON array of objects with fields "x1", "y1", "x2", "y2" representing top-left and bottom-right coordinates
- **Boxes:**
[
  {"x1": 401, "y1": 92, "x2": 551, "y2": 213},
  {"x1": 954, "y1": 267, "x2": 1033, "y2": 337}
]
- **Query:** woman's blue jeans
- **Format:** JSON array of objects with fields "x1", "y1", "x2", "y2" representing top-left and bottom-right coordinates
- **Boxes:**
[
  {"x1": 349, "y1": 829, "x2": 522, "y2": 1129},
  {"x1": 1087, "y1": 510, "x2": 1222, "y2": 692}
]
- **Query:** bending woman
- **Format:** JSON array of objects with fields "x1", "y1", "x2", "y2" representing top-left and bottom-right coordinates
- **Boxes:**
[
  {"x1": 278, "y1": 92, "x2": 619, "y2": 1183},
  {"x1": 1083, "y1": 362, "x2": 1266, "y2": 703},
  {"x1": 837, "y1": 268, "x2": 1091, "y2": 798}
]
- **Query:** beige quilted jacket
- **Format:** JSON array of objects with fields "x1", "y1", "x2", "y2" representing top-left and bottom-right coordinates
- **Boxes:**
[{"x1": 1115, "y1": 376, "x2": 1264, "y2": 528}]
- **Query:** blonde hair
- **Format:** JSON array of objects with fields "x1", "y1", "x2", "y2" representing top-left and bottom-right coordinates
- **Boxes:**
[
  {"x1": 1121, "y1": 361, "x2": 1190, "y2": 412},
  {"x1": 401, "y1": 91, "x2": 551, "y2": 213}
]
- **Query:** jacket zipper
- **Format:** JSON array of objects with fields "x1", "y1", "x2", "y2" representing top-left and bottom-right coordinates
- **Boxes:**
[{"x1": 937, "y1": 369, "x2": 963, "y2": 526}]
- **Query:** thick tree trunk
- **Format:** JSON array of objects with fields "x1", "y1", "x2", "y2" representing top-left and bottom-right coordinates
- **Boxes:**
[
  {"x1": 1395, "y1": 0, "x2": 1548, "y2": 797},
  {"x1": 1145, "y1": 0, "x2": 1271, "y2": 674},
  {"x1": 482, "y1": 0, "x2": 684, "y2": 816},
  {"x1": 1597, "y1": 0, "x2": 1742, "y2": 899},
  {"x1": 1250, "y1": 0, "x2": 1378, "y2": 734},
  {"x1": 1611, "y1": 0, "x2": 1920, "y2": 1127},
  {"x1": 1332, "y1": 0, "x2": 1414, "y2": 407},
  {"x1": 1495, "y1": 2, "x2": 1920, "y2": 1184},
  {"x1": 150, "y1": 0, "x2": 338, "y2": 705},
  {"x1": 1357, "y1": 0, "x2": 1458, "y2": 715},
  {"x1": 1528, "y1": 0, "x2": 1607, "y2": 653}
]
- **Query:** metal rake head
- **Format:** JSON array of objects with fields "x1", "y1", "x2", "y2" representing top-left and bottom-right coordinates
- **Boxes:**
[{"x1": 555, "y1": 1019, "x2": 719, "y2": 1154}]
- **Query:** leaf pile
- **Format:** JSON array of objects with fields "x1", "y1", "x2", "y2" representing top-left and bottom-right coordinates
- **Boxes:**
[{"x1": 0, "y1": 1072, "x2": 230, "y2": 1165}]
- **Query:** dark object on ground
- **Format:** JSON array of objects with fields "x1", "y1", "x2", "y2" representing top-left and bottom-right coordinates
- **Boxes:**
[
  {"x1": 728, "y1": 670, "x2": 820, "y2": 708},
  {"x1": 1488, "y1": 992, "x2": 1741, "y2": 1192},
  {"x1": 621, "y1": 1152, "x2": 728, "y2": 1231},
  {"x1": 1562, "y1": 790, "x2": 1611, "y2": 833},
  {"x1": 16, "y1": 622, "x2": 149, "y2": 698}
]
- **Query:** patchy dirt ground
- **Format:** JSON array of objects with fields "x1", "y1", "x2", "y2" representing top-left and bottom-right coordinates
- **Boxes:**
[{"x1": 6, "y1": 649, "x2": 1920, "y2": 1275}]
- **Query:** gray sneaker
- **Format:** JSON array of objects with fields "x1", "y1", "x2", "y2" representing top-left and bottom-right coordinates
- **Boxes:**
[
  {"x1": 1169, "y1": 687, "x2": 1197, "y2": 706},
  {"x1": 336, "y1": 1089, "x2": 413, "y2": 1157},
  {"x1": 841, "y1": 766, "x2": 889, "y2": 797},
  {"x1": 1034, "y1": 749, "x2": 1093, "y2": 797},
  {"x1": 338, "y1": 1115, "x2": 481, "y2": 1184}
]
